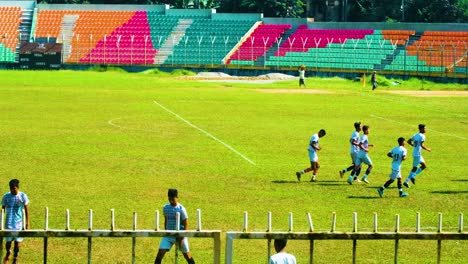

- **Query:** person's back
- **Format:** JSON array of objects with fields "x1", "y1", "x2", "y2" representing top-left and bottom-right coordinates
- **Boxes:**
[
  {"x1": 270, "y1": 252, "x2": 296, "y2": 264},
  {"x1": 269, "y1": 239, "x2": 296, "y2": 264}
]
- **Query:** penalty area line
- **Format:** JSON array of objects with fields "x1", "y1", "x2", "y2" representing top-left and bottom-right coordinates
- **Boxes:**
[
  {"x1": 153, "y1": 100, "x2": 256, "y2": 166},
  {"x1": 370, "y1": 115, "x2": 467, "y2": 141}
]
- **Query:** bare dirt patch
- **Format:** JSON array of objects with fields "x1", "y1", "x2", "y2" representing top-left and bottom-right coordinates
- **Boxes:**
[
  {"x1": 381, "y1": 90, "x2": 468, "y2": 97},
  {"x1": 253, "y1": 89, "x2": 333, "y2": 94}
]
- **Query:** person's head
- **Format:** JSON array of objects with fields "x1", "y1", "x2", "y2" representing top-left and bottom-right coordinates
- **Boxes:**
[
  {"x1": 274, "y1": 239, "x2": 288, "y2": 253},
  {"x1": 362, "y1": 125, "x2": 370, "y2": 134},
  {"x1": 398, "y1": 137, "x2": 406, "y2": 146},
  {"x1": 9, "y1": 179, "x2": 20, "y2": 195},
  {"x1": 354, "y1": 121, "x2": 362, "y2": 132},
  {"x1": 418, "y1": 124, "x2": 426, "y2": 133},
  {"x1": 318, "y1": 129, "x2": 326, "y2": 138},
  {"x1": 300, "y1": 65, "x2": 305, "y2": 70},
  {"x1": 168, "y1": 188, "x2": 179, "y2": 206},
  {"x1": 373, "y1": 71, "x2": 376, "y2": 74}
]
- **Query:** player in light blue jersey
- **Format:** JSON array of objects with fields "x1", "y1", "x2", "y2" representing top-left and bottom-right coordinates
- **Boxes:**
[
  {"x1": 340, "y1": 122, "x2": 362, "y2": 183},
  {"x1": 378, "y1": 137, "x2": 409, "y2": 198},
  {"x1": 296, "y1": 129, "x2": 326, "y2": 182},
  {"x1": 155, "y1": 189, "x2": 195, "y2": 264},
  {"x1": 355, "y1": 125, "x2": 374, "y2": 184},
  {"x1": 2, "y1": 179, "x2": 30, "y2": 264},
  {"x1": 403, "y1": 124, "x2": 431, "y2": 188}
]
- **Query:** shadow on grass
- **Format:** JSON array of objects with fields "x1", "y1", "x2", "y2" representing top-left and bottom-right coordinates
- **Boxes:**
[
  {"x1": 348, "y1": 196, "x2": 380, "y2": 199},
  {"x1": 271, "y1": 180, "x2": 300, "y2": 184},
  {"x1": 430, "y1": 191, "x2": 468, "y2": 194},
  {"x1": 451, "y1": 179, "x2": 468, "y2": 182}
]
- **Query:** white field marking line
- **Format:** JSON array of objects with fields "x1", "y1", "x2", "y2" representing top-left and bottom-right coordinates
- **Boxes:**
[
  {"x1": 371, "y1": 115, "x2": 468, "y2": 141},
  {"x1": 153, "y1": 100, "x2": 256, "y2": 166}
]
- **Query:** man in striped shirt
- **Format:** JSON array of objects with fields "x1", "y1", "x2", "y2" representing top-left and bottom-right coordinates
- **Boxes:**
[
  {"x1": 2, "y1": 179, "x2": 30, "y2": 264},
  {"x1": 155, "y1": 189, "x2": 195, "y2": 264}
]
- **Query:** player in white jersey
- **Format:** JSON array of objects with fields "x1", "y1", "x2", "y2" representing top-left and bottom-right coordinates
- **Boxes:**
[
  {"x1": 269, "y1": 239, "x2": 296, "y2": 264},
  {"x1": 355, "y1": 125, "x2": 374, "y2": 184},
  {"x1": 296, "y1": 129, "x2": 326, "y2": 182},
  {"x1": 340, "y1": 122, "x2": 362, "y2": 183},
  {"x1": 378, "y1": 137, "x2": 409, "y2": 198},
  {"x1": 403, "y1": 124, "x2": 431, "y2": 188}
]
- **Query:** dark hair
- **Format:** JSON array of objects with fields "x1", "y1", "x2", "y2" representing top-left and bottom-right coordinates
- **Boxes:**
[
  {"x1": 418, "y1": 124, "x2": 426, "y2": 130},
  {"x1": 319, "y1": 129, "x2": 326, "y2": 136},
  {"x1": 168, "y1": 189, "x2": 178, "y2": 198},
  {"x1": 9, "y1": 179, "x2": 20, "y2": 189},
  {"x1": 274, "y1": 239, "x2": 287, "y2": 252},
  {"x1": 362, "y1": 125, "x2": 369, "y2": 132},
  {"x1": 398, "y1": 137, "x2": 405, "y2": 145},
  {"x1": 354, "y1": 121, "x2": 361, "y2": 129}
]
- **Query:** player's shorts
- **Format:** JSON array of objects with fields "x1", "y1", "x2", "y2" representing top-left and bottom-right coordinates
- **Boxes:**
[
  {"x1": 350, "y1": 152, "x2": 359, "y2": 164},
  {"x1": 412, "y1": 155, "x2": 425, "y2": 167},
  {"x1": 389, "y1": 169, "x2": 402, "y2": 180},
  {"x1": 159, "y1": 237, "x2": 190, "y2": 253},
  {"x1": 356, "y1": 152, "x2": 372, "y2": 166},
  {"x1": 308, "y1": 150, "x2": 318, "y2": 162},
  {"x1": 5, "y1": 225, "x2": 24, "y2": 242},
  {"x1": 310, "y1": 161, "x2": 320, "y2": 170}
]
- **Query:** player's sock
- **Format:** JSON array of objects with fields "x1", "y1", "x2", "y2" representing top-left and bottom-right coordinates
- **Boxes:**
[
  {"x1": 362, "y1": 175, "x2": 368, "y2": 181},
  {"x1": 345, "y1": 165, "x2": 354, "y2": 172},
  {"x1": 383, "y1": 179, "x2": 394, "y2": 188},
  {"x1": 365, "y1": 167, "x2": 372, "y2": 176},
  {"x1": 303, "y1": 168, "x2": 313, "y2": 173},
  {"x1": 398, "y1": 179, "x2": 403, "y2": 194},
  {"x1": 404, "y1": 172, "x2": 414, "y2": 183},
  {"x1": 356, "y1": 167, "x2": 362, "y2": 176},
  {"x1": 414, "y1": 167, "x2": 424, "y2": 177}
]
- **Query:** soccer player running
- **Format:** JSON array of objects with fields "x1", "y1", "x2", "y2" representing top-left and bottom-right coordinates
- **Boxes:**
[
  {"x1": 343, "y1": 122, "x2": 362, "y2": 184},
  {"x1": 403, "y1": 124, "x2": 431, "y2": 188},
  {"x1": 296, "y1": 129, "x2": 326, "y2": 182},
  {"x1": 355, "y1": 125, "x2": 374, "y2": 184},
  {"x1": 378, "y1": 137, "x2": 409, "y2": 198}
]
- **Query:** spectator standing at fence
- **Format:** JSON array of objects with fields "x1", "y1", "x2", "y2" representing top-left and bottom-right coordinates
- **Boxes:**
[
  {"x1": 298, "y1": 65, "x2": 306, "y2": 88},
  {"x1": 403, "y1": 124, "x2": 431, "y2": 188},
  {"x1": 155, "y1": 189, "x2": 195, "y2": 264},
  {"x1": 341, "y1": 121, "x2": 362, "y2": 182},
  {"x1": 2, "y1": 179, "x2": 30, "y2": 264},
  {"x1": 378, "y1": 137, "x2": 409, "y2": 198},
  {"x1": 269, "y1": 239, "x2": 296, "y2": 264},
  {"x1": 355, "y1": 125, "x2": 374, "y2": 184},
  {"x1": 296, "y1": 129, "x2": 326, "y2": 182},
  {"x1": 371, "y1": 71, "x2": 378, "y2": 90}
]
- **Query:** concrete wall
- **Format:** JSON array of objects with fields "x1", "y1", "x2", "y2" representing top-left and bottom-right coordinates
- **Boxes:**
[
  {"x1": 165, "y1": 8, "x2": 211, "y2": 17},
  {"x1": 212, "y1": 13, "x2": 262, "y2": 21},
  {"x1": 0, "y1": 0, "x2": 35, "y2": 9}
]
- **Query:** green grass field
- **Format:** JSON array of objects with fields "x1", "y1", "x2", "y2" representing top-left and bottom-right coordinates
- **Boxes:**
[{"x1": 0, "y1": 69, "x2": 467, "y2": 263}]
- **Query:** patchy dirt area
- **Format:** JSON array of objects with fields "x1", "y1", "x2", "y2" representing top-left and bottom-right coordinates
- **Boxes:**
[
  {"x1": 380, "y1": 90, "x2": 468, "y2": 97},
  {"x1": 178, "y1": 72, "x2": 297, "y2": 84},
  {"x1": 253, "y1": 89, "x2": 333, "y2": 94}
]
